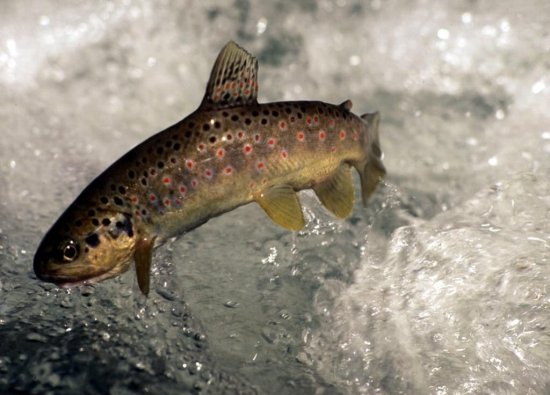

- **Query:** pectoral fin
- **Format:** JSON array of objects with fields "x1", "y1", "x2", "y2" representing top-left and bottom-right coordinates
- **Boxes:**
[
  {"x1": 313, "y1": 165, "x2": 354, "y2": 218},
  {"x1": 255, "y1": 185, "x2": 305, "y2": 231},
  {"x1": 134, "y1": 235, "x2": 156, "y2": 296}
]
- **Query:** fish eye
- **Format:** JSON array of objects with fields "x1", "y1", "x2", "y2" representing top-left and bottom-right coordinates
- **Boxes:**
[{"x1": 61, "y1": 240, "x2": 80, "y2": 262}]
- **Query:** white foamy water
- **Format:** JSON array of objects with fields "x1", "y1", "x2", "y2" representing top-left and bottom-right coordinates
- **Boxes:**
[{"x1": 1, "y1": 1, "x2": 548, "y2": 394}]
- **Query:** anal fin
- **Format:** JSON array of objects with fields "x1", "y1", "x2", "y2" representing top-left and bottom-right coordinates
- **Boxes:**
[
  {"x1": 313, "y1": 165, "x2": 355, "y2": 218},
  {"x1": 255, "y1": 185, "x2": 305, "y2": 231},
  {"x1": 134, "y1": 235, "x2": 156, "y2": 296}
]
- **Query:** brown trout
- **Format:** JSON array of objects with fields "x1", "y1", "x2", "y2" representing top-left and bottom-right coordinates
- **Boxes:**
[{"x1": 34, "y1": 41, "x2": 385, "y2": 295}]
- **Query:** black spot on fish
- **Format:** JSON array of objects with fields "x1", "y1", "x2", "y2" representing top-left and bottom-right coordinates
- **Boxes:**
[
  {"x1": 214, "y1": 121, "x2": 221, "y2": 129},
  {"x1": 88, "y1": 209, "x2": 96, "y2": 217},
  {"x1": 231, "y1": 115, "x2": 239, "y2": 122},
  {"x1": 209, "y1": 136, "x2": 217, "y2": 144},
  {"x1": 173, "y1": 143, "x2": 181, "y2": 150},
  {"x1": 165, "y1": 140, "x2": 172, "y2": 148},
  {"x1": 252, "y1": 110, "x2": 259, "y2": 117},
  {"x1": 116, "y1": 217, "x2": 134, "y2": 238},
  {"x1": 141, "y1": 178, "x2": 147, "y2": 186},
  {"x1": 91, "y1": 218, "x2": 100, "y2": 226},
  {"x1": 74, "y1": 219, "x2": 82, "y2": 227},
  {"x1": 113, "y1": 196, "x2": 124, "y2": 206},
  {"x1": 118, "y1": 186, "x2": 126, "y2": 195},
  {"x1": 102, "y1": 218, "x2": 111, "y2": 226},
  {"x1": 128, "y1": 170, "x2": 135, "y2": 179},
  {"x1": 157, "y1": 161, "x2": 164, "y2": 169},
  {"x1": 271, "y1": 110, "x2": 279, "y2": 117},
  {"x1": 185, "y1": 130, "x2": 192, "y2": 138},
  {"x1": 188, "y1": 122, "x2": 195, "y2": 128},
  {"x1": 100, "y1": 196, "x2": 108, "y2": 205},
  {"x1": 203, "y1": 124, "x2": 210, "y2": 132},
  {"x1": 245, "y1": 118, "x2": 251, "y2": 125},
  {"x1": 157, "y1": 147, "x2": 164, "y2": 155},
  {"x1": 222, "y1": 111, "x2": 229, "y2": 117},
  {"x1": 285, "y1": 107, "x2": 292, "y2": 114},
  {"x1": 110, "y1": 184, "x2": 116, "y2": 191},
  {"x1": 261, "y1": 118, "x2": 268, "y2": 125},
  {"x1": 85, "y1": 233, "x2": 100, "y2": 247}
]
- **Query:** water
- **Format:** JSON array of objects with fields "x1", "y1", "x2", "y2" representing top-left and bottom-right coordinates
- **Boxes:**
[{"x1": 1, "y1": 0, "x2": 549, "y2": 394}]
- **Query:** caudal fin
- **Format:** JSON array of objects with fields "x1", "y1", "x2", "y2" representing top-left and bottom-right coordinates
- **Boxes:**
[{"x1": 357, "y1": 112, "x2": 386, "y2": 206}]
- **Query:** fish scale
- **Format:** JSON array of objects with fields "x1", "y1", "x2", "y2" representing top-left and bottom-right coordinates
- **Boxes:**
[{"x1": 34, "y1": 41, "x2": 385, "y2": 295}]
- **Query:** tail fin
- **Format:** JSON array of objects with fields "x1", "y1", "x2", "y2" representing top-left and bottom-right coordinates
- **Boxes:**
[{"x1": 356, "y1": 112, "x2": 386, "y2": 206}]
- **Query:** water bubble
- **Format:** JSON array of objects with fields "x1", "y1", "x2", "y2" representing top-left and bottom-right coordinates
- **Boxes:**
[
  {"x1": 349, "y1": 55, "x2": 361, "y2": 66},
  {"x1": 531, "y1": 79, "x2": 546, "y2": 94},
  {"x1": 223, "y1": 300, "x2": 239, "y2": 308},
  {"x1": 461, "y1": 13, "x2": 472, "y2": 24},
  {"x1": 488, "y1": 156, "x2": 498, "y2": 166},
  {"x1": 256, "y1": 17, "x2": 267, "y2": 35},
  {"x1": 437, "y1": 29, "x2": 450, "y2": 40}
]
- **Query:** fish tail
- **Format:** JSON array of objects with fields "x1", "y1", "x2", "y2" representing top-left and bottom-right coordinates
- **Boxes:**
[{"x1": 354, "y1": 112, "x2": 386, "y2": 206}]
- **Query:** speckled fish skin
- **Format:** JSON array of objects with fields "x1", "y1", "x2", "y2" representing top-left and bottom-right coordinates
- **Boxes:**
[{"x1": 34, "y1": 41, "x2": 385, "y2": 295}]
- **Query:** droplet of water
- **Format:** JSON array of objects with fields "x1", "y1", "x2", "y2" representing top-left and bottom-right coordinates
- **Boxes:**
[
  {"x1": 224, "y1": 300, "x2": 239, "y2": 308},
  {"x1": 26, "y1": 332, "x2": 48, "y2": 343}
]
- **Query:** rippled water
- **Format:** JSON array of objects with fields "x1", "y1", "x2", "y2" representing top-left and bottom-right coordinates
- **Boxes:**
[{"x1": 1, "y1": 1, "x2": 549, "y2": 394}]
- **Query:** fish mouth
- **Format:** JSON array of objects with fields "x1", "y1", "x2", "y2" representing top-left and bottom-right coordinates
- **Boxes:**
[{"x1": 34, "y1": 260, "x2": 129, "y2": 289}]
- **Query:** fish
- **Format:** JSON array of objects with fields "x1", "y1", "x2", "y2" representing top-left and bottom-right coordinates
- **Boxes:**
[{"x1": 33, "y1": 41, "x2": 385, "y2": 296}]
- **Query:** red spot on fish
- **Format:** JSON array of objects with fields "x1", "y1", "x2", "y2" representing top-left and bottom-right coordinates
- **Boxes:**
[
  {"x1": 313, "y1": 116, "x2": 319, "y2": 124},
  {"x1": 278, "y1": 121, "x2": 287, "y2": 130},
  {"x1": 135, "y1": 210, "x2": 141, "y2": 217},
  {"x1": 179, "y1": 185, "x2": 187, "y2": 195},
  {"x1": 339, "y1": 130, "x2": 346, "y2": 140},
  {"x1": 280, "y1": 150, "x2": 288, "y2": 159},
  {"x1": 162, "y1": 177, "x2": 171, "y2": 184},
  {"x1": 149, "y1": 168, "x2": 157, "y2": 176},
  {"x1": 204, "y1": 169, "x2": 213, "y2": 179},
  {"x1": 249, "y1": 181, "x2": 256, "y2": 189},
  {"x1": 175, "y1": 198, "x2": 181, "y2": 206},
  {"x1": 237, "y1": 131, "x2": 245, "y2": 139},
  {"x1": 163, "y1": 198, "x2": 171, "y2": 207},
  {"x1": 244, "y1": 89, "x2": 250, "y2": 96},
  {"x1": 328, "y1": 119, "x2": 335, "y2": 128},
  {"x1": 131, "y1": 195, "x2": 139, "y2": 204},
  {"x1": 216, "y1": 148, "x2": 225, "y2": 158},
  {"x1": 306, "y1": 116, "x2": 312, "y2": 126},
  {"x1": 149, "y1": 194, "x2": 157, "y2": 202},
  {"x1": 256, "y1": 161, "x2": 265, "y2": 172},
  {"x1": 170, "y1": 157, "x2": 177, "y2": 164},
  {"x1": 319, "y1": 131, "x2": 326, "y2": 141},
  {"x1": 186, "y1": 159, "x2": 194, "y2": 170},
  {"x1": 225, "y1": 133, "x2": 233, "y2": 141},
  {"x1": 254, "y1": 133, "x2": 261, "y2": 143},
  {"x1": 267, "y1": 138, "x2": 276, "y2": 148},
  {"x1": 198, "y1": 143, "x2": 206, "y2": 152},
  {"x1": 331, "y1": 146, "x2": 337, "y2": 153},
  {"x1": 296, "y1": 131, "x2": 305, "y2": 142},
  {"x1": 223, "y1": 166, "x2": 233, "y2": 175},
  {"x1": 191, "y1": 179, "x2": 198, "y2": 188},
  {"x1": 243, "y1": 144, "x2": 253, "y2": 154}
]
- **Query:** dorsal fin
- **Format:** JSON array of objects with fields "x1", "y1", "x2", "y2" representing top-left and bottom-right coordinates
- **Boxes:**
[{"x1": 200, "y1": 41, "x2": 259, "y2": 111}]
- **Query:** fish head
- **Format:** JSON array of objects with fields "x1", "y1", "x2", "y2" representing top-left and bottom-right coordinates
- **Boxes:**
[{"x1": 34, "y1": 207, "x2": 137, "y2": 288}]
